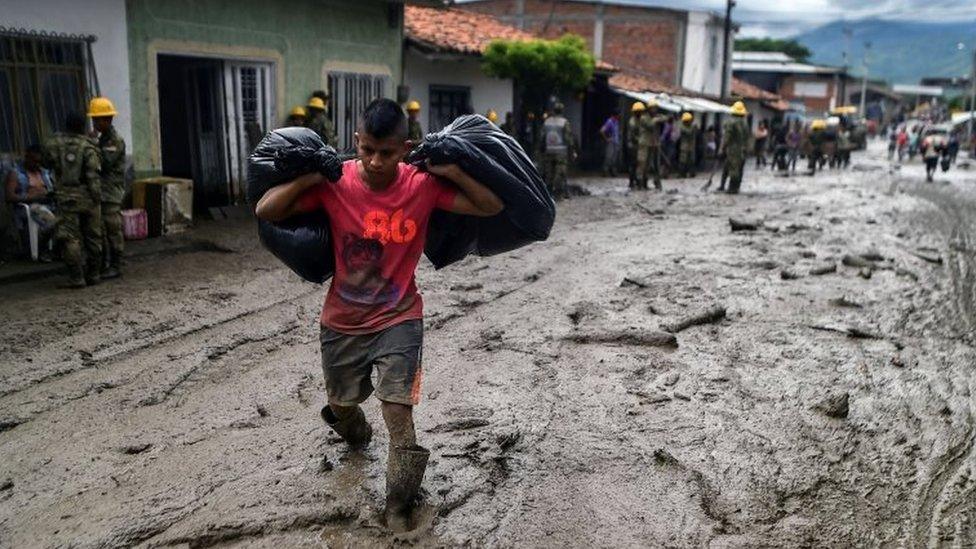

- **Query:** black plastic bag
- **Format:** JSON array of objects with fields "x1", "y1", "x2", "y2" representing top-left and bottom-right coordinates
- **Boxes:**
[
  {"x1": 247, "y1": 127, "x2": 343, "y2": 283},
  {"x1": 406, "y1": 114, "x2": 555, "y2": 268}
]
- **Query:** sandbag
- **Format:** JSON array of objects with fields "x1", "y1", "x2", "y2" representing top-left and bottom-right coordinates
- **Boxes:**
[
  {"x1": 406, "y1": 114, "x2": 555, "y2": 268},
  {"x1": 246, "y1": 127, "x2": 343, "y2": 283}
]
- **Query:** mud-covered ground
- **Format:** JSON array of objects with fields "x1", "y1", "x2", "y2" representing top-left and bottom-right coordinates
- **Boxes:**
[{"x1": 1, "y1": 143, "x2": 975, "y2": 548}]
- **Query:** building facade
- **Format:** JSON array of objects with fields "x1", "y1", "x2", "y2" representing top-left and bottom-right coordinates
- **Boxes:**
[
  {"x1": 460, "y1": 0, "x2": 729, "y2": 97},
  {"x1": 732, "y1": 51, "x2": 845, "y2": 117}
]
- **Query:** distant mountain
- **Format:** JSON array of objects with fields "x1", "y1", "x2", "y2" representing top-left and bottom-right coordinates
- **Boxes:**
[{"x1": 793, "y1": 18, "x2": 975, "y2": 86}]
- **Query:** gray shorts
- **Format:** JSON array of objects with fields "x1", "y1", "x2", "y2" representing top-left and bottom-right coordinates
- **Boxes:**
[{"x1": 319, "y1": 319, "x2": 424, "y2": 407}]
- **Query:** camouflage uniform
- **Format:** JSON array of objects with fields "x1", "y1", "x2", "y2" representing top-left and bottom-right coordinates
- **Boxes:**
[
  {"x1": 97, "y1": 126, "x2": 126, "y2": 276},
  {"x1": 637, "y1": 111, "x2": 665, "y2": 190},
  {"x1": 307, "y1": 109, "x2": 336, "y2": 147},
  {"x1": 678, "y1": 123, "x2": 696, "y2": 177},
  {"x1": 721, "y1": 116, "x2": 749, "y2": 194},
  {"x1": 408, "y1": 118, "x2": 423, "y2": 142},
  {"x1": 44, "y1": 133, "x2": 102, "y2": 285},
  {"x1": 626, "y1": 115, "x2": 640, "y2": 188},
  {"x1": 806, "y1": 130, "x2": 825, "y2": 174},
  {"x1": 541, "y1": 115, "x2": 574, "y2": 198}
]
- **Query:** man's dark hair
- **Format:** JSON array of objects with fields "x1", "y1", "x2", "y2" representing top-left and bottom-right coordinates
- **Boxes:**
[
  {"x1": 360, "y1": 98, "x2": 407, "y2": 140},
  {"x1": 65, "y1": 111, "x2": 86, "y2": 135},
  {"x1": 25, "y1": 143, "x2": 43, "y2": 156},
  {"x1": 312, "y1": 89, "x2": 329, "y2": 101}
]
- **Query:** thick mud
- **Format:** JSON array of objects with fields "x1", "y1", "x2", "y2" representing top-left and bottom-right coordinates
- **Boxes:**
[{"x1": 1, "y1": 143, "x2": 975, "y2": 548}]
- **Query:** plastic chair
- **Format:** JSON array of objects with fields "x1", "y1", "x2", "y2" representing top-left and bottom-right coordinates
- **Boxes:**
[{"x1": 17, "y1": 203, "x2": 43, "y2": 261}]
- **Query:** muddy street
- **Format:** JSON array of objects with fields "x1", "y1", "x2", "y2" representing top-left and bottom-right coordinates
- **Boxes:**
[{"x1": 1, "y1": 144, "x2": 975, "y2": 547}]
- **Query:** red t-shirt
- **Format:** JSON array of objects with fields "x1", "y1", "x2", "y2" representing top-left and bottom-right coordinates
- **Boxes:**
[{"x1": 298, "y1": 160, "x2": 457, "y2": 334}]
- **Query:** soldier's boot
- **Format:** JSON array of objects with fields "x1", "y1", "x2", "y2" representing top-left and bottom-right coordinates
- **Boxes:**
[
  {"x1": 85, "y1": 261, "x2": 101, "y2": 286},
  {"x1": 62, "y1": 263, "x2": 87, "y2": 289},
  {"x1": 102, "y1": 254, "x2": 122, "y2": 280},
  {"x1": 384, "y1": 444, "x2": 430, "y2": 533},
  {"x1": 321, "y1": 405, "x2": 373, "y2": 447}
]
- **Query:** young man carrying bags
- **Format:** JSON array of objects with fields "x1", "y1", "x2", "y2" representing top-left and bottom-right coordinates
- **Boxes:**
[{"x1": 255, "y1": 99, "x2": 503, "y2": 532}]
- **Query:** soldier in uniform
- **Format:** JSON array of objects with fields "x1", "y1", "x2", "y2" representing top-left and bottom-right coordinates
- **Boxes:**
[
  {"x1": 88, "y1": 97, "x2": 126, "y2": 279},
  {"x1": 678, "y1": 112, "x2": 697, "y2": 178},
  {"x1": 719, "y1": 101, "x2": 750, "y2": 194},
  {"x1": 627, "y1": 102, "x2": 645, "y2": 189},
  {"x1": 500, "y1": 112, "x2": 516, "y2": 137},
  {"x1": 44, "y1": 112, "x2": 102, "y2": 288},
  {"x1": 285, "y1": 106, "x2": 307, "y2": 128},
  {"x1": 306, "y1": 94, "x2": 336, "y2": 147},
  {"x1": 406, "y1": 101, "x2": 423, "y2": 142},
  {"x1": 541, "y1": 102, "x2": 575, "y2": 199},
  {"x1": 806, "y1": 119, "x2": 827, "y2": 175},
  {"x1": 639, "y1": 100, "x2": 667, "y2": 191}
]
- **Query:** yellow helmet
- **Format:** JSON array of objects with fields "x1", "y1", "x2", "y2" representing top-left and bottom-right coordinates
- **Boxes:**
[
  {"x1": 811, "y1": 119, "x2": 827, "y2": 130},
  {"x1": 307, "y1": 97, "x2": 326, "y2": 110},
  {"x1": 646, "y1": 99, "x2": 659, "y2": 109},
  {"x1": 681, "y1": 112, "x2": 693, "y2": 123},
  {"x1": 730, "y1": 101, "x2": 747, "y2": 116},
  {"x1": 406, "y1": 100, "x2": 421, "y2": 112},
  {"x1": 87, "y1": 97, "x2": 117, "y2": 118},
  {"x1": 289, "y1": 106, "x2": 306, "y2": 117},
  {"x1": 487, "y1": 110, "x2": 498, "y2": 123},
  {"x1": 631, "y1": 101, "x2": 646, "y2": 113}
]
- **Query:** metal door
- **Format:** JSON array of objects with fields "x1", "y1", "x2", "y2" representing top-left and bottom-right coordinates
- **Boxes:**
[
  {"x1": 183, "y1": 60, "x2": 229, "y2": 207},
  {"x1": 224, "y1": 62, "x2": 274, "y2": 200}
]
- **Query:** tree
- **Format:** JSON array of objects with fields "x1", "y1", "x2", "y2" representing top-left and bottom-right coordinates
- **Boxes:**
[
  {"x1": 482, "y1": 34, "x2": 595, "y2": 116},
  {"x1": 735, "y1": 38, "x2": 812, "y2": 63}
]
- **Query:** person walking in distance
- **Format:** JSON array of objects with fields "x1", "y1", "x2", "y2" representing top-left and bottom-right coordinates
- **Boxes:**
[
  {"x1": 806, "y1": 119, "x2": 827, "y2": 175},
  {"x1": 720, "y1": 101, "x2": 750, "y2": 194},
  {"x1": 678, "y1": 112, "x2": 697, "y2": 178},
  {"x1": 406, "y1": 101, "x2": 424, "y2": 143},
  {"x1": 626, "y1": 102, "x2": 645, "y2": 189},
  {"x1": 88, "y1": 97, "x2": 126, "y2": 279},
  {"x1": 254, "y1": 99, "x2": 504, "y2": 533},
  {"x1": 43, "y1": 112, "x2": 102, "y2": 288},
  {"x1": 639, "y1": 100, "x2": 667, "y2": 191},
  {"x1": 599, "y1": 113, "x2": 621, "y2": 177},
  {"x1": 753, "y1": 120, "x2": 769, "y2": 168},
  {"x1": 307, "y1": 93, "x2": 337, "y2": 147},
  {"x1": 541, "y1": 102, "x2": 576, "y2": 199}
]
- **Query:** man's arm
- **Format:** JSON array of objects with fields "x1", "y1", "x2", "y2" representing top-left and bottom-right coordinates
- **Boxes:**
[
  {"x1": 254, "y1": 172, "x2": 325, "y2": 221},
  {"x1": 427, "y1": 163, "x2": 503, "y2": 217}
]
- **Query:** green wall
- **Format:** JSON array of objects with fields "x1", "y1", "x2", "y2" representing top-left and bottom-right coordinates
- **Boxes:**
[{"x1": 126, "y1": 0, "x2": 402, "y2": 176}]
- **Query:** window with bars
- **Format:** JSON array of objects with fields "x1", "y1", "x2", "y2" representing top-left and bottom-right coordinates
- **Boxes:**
[
  {"x1": 327, "y1": 71, "x2": 389, "y2": 153},
  {"x1": 0, "y1": 29, "x2": 93, "y2": 155},
  {"x1": 428, "y1": 85, "x2": 471, "y2": 133}
]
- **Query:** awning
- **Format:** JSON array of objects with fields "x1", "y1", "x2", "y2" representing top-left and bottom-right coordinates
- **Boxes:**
[{"x1": 614, "y1": 88, "x2": 732, "y2": 114}]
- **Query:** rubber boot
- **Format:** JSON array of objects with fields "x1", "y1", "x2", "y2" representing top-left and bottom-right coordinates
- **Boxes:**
[
  {"x1": 321, "y1": 405, "x2": 372, "y2": 447},
  {"x1": 102, "y1": 257, "x2": 121, "y2": 280},
  {"x1": 384, "y1": 444, "x2": 430, "y2": 533}
]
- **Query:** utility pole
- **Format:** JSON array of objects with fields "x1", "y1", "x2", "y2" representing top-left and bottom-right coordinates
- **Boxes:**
[
  {"x1": 969, "y1": 43, "x2": 975, "y2": 148},
  {"x1": 859, "y1": 41, "x2": 871, "y2": 117},
  {"x1": 720, "y1": 0, "x2": 735, "y2": 101}
]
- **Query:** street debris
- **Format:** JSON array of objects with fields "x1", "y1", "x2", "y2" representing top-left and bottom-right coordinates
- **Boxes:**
[{"x1": 661, "y1": 305, "x2": 727, "y2": 333}]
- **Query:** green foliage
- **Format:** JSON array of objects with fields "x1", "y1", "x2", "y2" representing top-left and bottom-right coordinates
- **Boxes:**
[
  {"x1": 482, "y1": 34, "x2": 595, "y2": 112},
  {"x1": 735, "y1": 38, "x2": 812, "y2": 62}
]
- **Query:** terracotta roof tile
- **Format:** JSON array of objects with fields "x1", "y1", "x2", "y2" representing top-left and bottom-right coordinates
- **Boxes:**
[
  {"x1": 405, "y1": 6, "x2": 535, "y2": 56},
  {"x1": 731, "y1": 77, "x2": 781, "y2": 101},
  {"x1": 405, "y1": 6, "x2": 614, "y2": 71},
  {"x1": 608, "y1": 71, "x2": 683, "y2": 95}
]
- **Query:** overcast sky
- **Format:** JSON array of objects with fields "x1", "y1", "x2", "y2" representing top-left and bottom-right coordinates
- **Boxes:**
[{"x1": 621, "y1": 0, "x2": 976, "y2": 37}]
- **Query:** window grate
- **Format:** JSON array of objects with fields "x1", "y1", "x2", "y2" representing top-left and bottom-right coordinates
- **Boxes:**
[
  {"x1": 0, "y1": 28, "x2": 91, "y2": 154},
  {"x1": 327, "y1": 71, "x2": 389, "y2": 153}
]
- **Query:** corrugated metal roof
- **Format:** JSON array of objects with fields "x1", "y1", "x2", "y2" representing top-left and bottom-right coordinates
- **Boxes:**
[
  {"x1": 732, "y1": 51, "x2": 794, "y2": 62},
  {"x1": 892, "y1": 84, "x2": 944, "y2": 96},
  {"x1": 733, "y1": 61, "x2": 842, "y2": 75}
]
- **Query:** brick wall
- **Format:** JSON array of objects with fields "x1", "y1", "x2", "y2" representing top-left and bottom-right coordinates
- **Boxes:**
[
  {"x1": 462, "y1": 0, "x2": 683, "y2": 86},
  {"x1": 780, "y1": 75, "x2": 838, "y2": 114}
]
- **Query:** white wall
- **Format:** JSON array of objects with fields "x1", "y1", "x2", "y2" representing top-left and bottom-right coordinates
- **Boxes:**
[
  {"x1": 682, "y1": 11, "x2": 725, "y2": 97},
  {"x1": 404, "y1": 48, "x2": 513, "y2": 131},
  {"x1": 1, "y1": 0, "x2": 132, "y2": 147}
]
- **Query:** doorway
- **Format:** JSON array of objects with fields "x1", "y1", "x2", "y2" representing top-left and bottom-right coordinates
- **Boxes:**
[{"x1": 158, "y1": 55, "x2": 229, "y2": 209}]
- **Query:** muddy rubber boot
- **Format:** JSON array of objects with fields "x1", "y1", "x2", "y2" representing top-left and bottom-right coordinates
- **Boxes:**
[
  {"x1": 384, "y1": 444, "x2": 430, "y2": 533},
  {"x1": 321, "y1": 405, "x2": 372, "y2": 447},
  {"x1": 101, "y1": 264, "x2": 121, "y2": 280}
]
